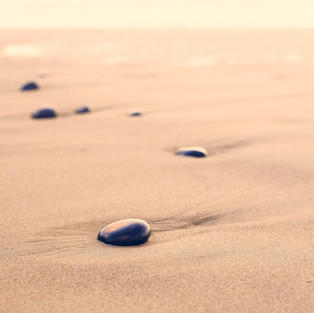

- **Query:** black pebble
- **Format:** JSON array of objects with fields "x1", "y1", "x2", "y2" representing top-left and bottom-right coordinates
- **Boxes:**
[
  {"x1": 32, "y1": 108, "x2": 57, "y2": 119},
  {"x1": 75, "y1": 106, "x2": 90, "y2": 114},
  {"x1": 129, "y1": 109, "x2": 142, "y2": 117},
  {"x1": 176, "y1": 146, "x2": 208, "y2": 158},
  {"x1": 21, "y1": 82, "x2": 39, "y2": 91},
  {"x1": 98, "y1": 219, "x2": 151, "y2": 246}
]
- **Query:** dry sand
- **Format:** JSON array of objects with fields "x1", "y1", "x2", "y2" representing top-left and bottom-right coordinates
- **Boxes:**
[{"x1": 0, "y1": 29, "x2": 313, "y2": 313}]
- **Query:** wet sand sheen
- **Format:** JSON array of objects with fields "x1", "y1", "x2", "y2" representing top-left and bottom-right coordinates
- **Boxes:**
[{"x1": 0, "y1": 29, "x2": 314, "y2": 313}]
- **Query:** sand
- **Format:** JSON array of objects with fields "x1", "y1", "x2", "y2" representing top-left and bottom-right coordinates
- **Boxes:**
[{"x1": 0, "y1": 29, "x2": 313, "y2": 313}]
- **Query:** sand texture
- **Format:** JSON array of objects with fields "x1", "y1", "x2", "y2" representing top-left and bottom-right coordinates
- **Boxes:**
[{"x1": 0, "y1": 29, "x2": 313, "y2": 313}]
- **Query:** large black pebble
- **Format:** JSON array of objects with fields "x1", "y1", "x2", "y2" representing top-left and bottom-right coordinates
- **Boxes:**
[
  {"x1": 75, "y1": 106, "x2": 90, "y2": 114},
  {"x1": 32, "y1": 108, "x2": 57, "y2": 119},
  {"x1": 98, "y1": 219, "x2": 151, "y2": 246},
  {"x1": 176, "y1": 146, "x2": 208, "y2": 158},
  {"x1": 21, "y1": 82, "x2": 39, "y2": 91}
]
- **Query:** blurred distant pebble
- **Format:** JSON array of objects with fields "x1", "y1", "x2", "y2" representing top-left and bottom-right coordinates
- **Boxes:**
[
  {"x1": 32, "y1": 108, "x2": 57, "y2": 119},
  {"x1": 98, "y1": 219, "x2": 151, "y2": 246},
  {"x1": 176, "y1": 146, "x2": 208, "y2": 158},
  {"x1": 75, "y1": 106, "x2": 90, "y2": 114},
  {"x1": 129, "y1": 109, "x2": 142, "y2": 117},
  {"x1": 37, "y1": 69, "x2": 48, "y2": 78},
  {"x1": 21, "y1": 81, "x2": 39, "y2": 91}
]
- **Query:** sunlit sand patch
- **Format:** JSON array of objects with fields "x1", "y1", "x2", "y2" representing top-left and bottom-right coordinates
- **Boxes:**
[
  {"x1": 72, "y1": 41, "x2": 144, "y2": 65},
  {"x1": 185, "y1": 57, "x2": 217, "y2": 68},
  {"x1": 79, "y1": 42, "x2": 117, "y2": 55},
  {"x1": 225, "y1": 58, "x2": 237, "y2": 67},
  {"x1": 1, "y1": 42, "x2": 60, "y2": 58},
  {"x1": 263, "y1": 53, "x2": 278, "y2": 64},
  {"x1": 238, "y1": 56, "x2": 259, "y2": 66},
  {"x1": 282, "y1": 53, "x2": 304, "y2": 64},
  {"x1": 185, "y1": 53, "x2": 239, "y2": 67},
  {"x1": 1, "y1": 44, "x2": 42, "y2": 57},
  {"x1": 74, "y1": 42, "x2": 118, "y2": 61},
  {"x1": 100, "y1": 57, "x2": 136, "y2": 66}
]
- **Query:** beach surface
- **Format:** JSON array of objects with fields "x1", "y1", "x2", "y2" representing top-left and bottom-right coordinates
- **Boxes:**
[{"x1": 0, "y1": 29, "x2": 313, "y2": 313}]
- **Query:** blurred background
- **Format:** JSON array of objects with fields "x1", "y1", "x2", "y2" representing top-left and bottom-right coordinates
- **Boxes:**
[
  {"x1": 0, "y1": 1, "x2": 314, "y2": 68},
  {"x1": 1, "y1": 1, "x2": 314, "y2": 96},
  {"x1": 1, "y1": 0, "x2": 314, "y2": 28}
]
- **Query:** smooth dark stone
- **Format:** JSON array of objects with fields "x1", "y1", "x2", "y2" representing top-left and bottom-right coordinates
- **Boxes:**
[
  {"x1": 98, "y1": 219, "x2": 151, "y2": 246},
  {"x1": 32, "y1": 108, "x2": 57, "y2": 119},
  {"x1": 75, "y1": 106, "x2": 90, "y2": 114},
  {"x1": 130, "y1": 112, "x2": 142, "y2": 117},
  {"x1": 21, "y1": 82, "x2": 39, "y2": 91},
  {"x1": 129, "y1": 109, "x2": 142, "y2": 117},
  {"x1": 176, "y1": 146, "x2": 208, "y2": 158}
]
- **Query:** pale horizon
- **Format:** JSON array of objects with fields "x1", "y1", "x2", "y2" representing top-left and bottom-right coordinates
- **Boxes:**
[{"x1": 1, "y1": 0, "x2": 314, "y2": 29}]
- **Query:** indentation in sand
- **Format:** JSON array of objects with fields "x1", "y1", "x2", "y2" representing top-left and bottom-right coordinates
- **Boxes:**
[
  {"x1": 151, "y1": 212, "x2": 223, "y2": 232},
  {"x1": 171, "y1": 138, "x2": 257, "y2": 158},
  {"x1": 21, "y1": 212, "x2": 225, "y2": 257}
]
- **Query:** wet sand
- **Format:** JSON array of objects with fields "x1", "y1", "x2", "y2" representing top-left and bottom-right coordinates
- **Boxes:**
[{"x1": 0, "y1": 29, "x2": 313, "y2": 313}]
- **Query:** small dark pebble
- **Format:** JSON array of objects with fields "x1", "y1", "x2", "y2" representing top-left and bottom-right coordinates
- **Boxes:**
[
  {"x1": 32, "y1": 108, "x2": 57, "y2": 119},
  {"x1": 98, "y1": 219, "x2": 151, "y2": 246},
  {"x1": 129, "y1": 109, "x2": 142, "y2": 117},
  {"x1": 176, "y1": 146, "x2": 208, "y2": 158},
  {"x1": 21, "y1": 81, "x2": 39, "y2": 91},
  {"x1": 75, "y1": 106, "x2": 90, "y2": 114}
]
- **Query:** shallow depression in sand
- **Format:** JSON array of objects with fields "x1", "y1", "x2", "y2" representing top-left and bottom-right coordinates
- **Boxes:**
[{"x1": 20, "y1": 211, "x2": 226, "y2": 262}]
